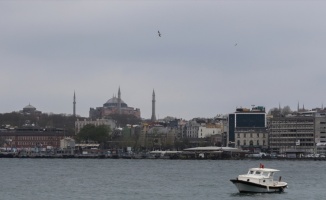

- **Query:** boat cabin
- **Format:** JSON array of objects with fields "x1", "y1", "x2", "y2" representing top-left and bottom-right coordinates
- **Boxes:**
[
  {"x1": 238, "y1": 168, "x2": 280, "y2": 185},
  {"x1": 248, "y1": 168, "x2": 277, "y2": 177}
]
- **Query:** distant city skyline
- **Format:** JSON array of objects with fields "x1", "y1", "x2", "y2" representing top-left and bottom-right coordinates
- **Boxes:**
[
  {"x1": 3, "y1": 95, "x2": 323, "y2": 120},
  {"x1": 1, "y1": 1, "x2": 325, "y2": 120}
]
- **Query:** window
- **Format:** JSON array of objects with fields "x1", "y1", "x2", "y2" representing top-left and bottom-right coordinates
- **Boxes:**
[
  {"x1": 244, "y1": 140, "x2": 247, "y2": 145},
  {"x1": 249, "y1": 140, "x2": 253, "y2": 146}
]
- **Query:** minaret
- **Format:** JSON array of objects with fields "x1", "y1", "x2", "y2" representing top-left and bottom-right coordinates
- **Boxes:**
[
  {"x1": 118, "y1": 87, "x2": 121, "y2": 114},
  {"x1": 73, "y1": 91, "x2": 76, "y2": 117},
  {"x1": 151, "y1": 89, "x2": 156, "y2": 121},
  {"x1": 278, "y1": 103, "x2": 281, "y2": 117}
]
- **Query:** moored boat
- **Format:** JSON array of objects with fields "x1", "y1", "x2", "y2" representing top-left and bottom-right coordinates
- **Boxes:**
[{"x1": 230, "y1": 164, "x2": 287, "y2": 193}]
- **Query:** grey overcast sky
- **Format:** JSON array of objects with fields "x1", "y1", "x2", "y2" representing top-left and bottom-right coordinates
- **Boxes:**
[{"x1": 1, "y1": 1, "x2": 325, "y2": 120}]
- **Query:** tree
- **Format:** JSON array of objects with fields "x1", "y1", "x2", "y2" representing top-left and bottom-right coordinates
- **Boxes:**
[
  {"x1": 76, "y1": 124, "x2": 111, "y2": 146},
  {"x1": 281, "y1": 106, "x2": 292, "y2": 116},
  {"x1": 268, "y1": 106, "x2": 292, "y2": 117},
  {"x1": 107, "y1": 114, "x2": 141, "y2": 127},
  {"x1": 0, "y1": 112, "x2": 77, "y2": 135},
  {"x1": 268, "y1": 107, "x2": 279, "y2": 115},
  {"x1": 93, "y1": 125, "x2": 111, "y2": 144},
  {"x1": 76, "y1": 124, "x2": 95, "y2": 143}
]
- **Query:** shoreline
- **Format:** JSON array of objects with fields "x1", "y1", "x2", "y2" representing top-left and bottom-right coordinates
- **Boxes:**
[{"x1": 1, "y1": 153, "x2": 325, "y2": 161}]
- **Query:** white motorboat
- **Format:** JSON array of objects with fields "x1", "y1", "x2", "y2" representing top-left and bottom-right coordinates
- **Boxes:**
[{"x1": 230, "y1": 164, "x2": 287, "y2": 193}]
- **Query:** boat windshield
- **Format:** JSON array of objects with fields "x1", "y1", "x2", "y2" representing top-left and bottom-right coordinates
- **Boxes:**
[
  {"x1": 248, "y1": 170, "x2": 271, "y2": 177},
  {"x1": 262, "y1": 172, "x2": 269, "y2": 177}
]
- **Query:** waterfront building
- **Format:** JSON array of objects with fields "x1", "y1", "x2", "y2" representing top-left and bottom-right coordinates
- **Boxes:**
[
  {"x1": 178, "y1": 119, "x2": 224, "y2": 147},
  {"x1": 268, "y1": 111, "x2": 324, "y2": 154},
  {"x1": 139, "y1": 123, "x2": 176, "y2": 150},
  {"x1": 184, "y1": 120, "x2": 200, "y2": 138},
  {"x1": 314, "y1": 112, "x2": 326, "y2": 143},
  {"x1": 89, "y1": 87, "x2": 141, "y2": 119},
  {"x1": 177, "y1": 119, "x2": 187, "y2": 139},
  {"x1": 60, "y1": 137, "x2": 75, "y2": 149},
  {"x1": 227, "y1": 106, "x2": 266, "y2": 147},
  {"x1": 182, "y1": 119, "x2": 224, "y2": 139},
  {"x1": 0, "y1": 126, "x2": 72, "y2": 149},
  {"x1": 198, "y1": 124, "x2": 223, "y2": 139},
  {"x1": 75, "y1": 118, "x2": 116, "y2": 134},
  {"x1": 316, "y1": 142, "x2": 326, "y2": 154},
  {"x1": 235, "y1": 128, "x2": 268, "y2": 153},
  {"x1": 210, "y1": 134, "x2": 223, "y2": 146}
]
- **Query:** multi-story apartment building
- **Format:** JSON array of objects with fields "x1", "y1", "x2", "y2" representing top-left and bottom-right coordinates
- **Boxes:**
[
  {"x1": 314, "y1": 112, "x2": 326, "y2": 143},
  {"x1": 184, "y1": 120, "x2": 200, "y2": 138},
  {"x1": 198, "y1": 124, "x2": 223, "y2": 139}
]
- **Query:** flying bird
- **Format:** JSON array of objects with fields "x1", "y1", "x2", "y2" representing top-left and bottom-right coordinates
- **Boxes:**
[
  {"x1": 234, "y1": 43, "x2": 237, "y2": 46},
  {"x1": 158, "y1": 31, "x2": 161, "y2": 37}
]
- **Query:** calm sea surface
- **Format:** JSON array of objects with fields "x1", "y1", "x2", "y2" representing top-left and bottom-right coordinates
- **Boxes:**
[{"x1": 0, "y1": 159, "x2": 325, "y2": 200}]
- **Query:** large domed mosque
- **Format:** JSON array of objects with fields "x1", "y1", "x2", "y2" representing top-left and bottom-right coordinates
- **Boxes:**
[
  {"x1": 89, "y1": 87, "x2": 141, "y2": 119},
  {"x1": 20, "y1": 104, "x2": 42, "y2": 115}
]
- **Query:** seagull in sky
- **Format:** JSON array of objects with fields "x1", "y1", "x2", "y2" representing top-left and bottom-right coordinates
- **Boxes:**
[
  {"x1": 158, "y1": 30, "x2": 161, "y2": 37},
  {"x1": 234, "y1": 43, "x2": 237, "y2": 46}
]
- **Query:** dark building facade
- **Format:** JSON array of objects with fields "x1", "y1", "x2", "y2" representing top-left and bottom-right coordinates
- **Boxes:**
[{"x1": 228, "y1": 106, "x2": 266, "y2": 147}]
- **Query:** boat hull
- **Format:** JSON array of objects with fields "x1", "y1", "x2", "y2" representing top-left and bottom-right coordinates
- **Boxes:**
[{"x1": 230, "y1": 179, "x2": 287, "y2": 193}]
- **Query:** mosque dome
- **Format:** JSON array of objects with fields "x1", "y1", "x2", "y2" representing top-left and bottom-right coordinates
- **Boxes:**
[
  {"x1": 103, "y1": 97, "x2": 127, "y2": 108},
  {"x1": 22, "y1": 104, "x2": 37, "y2": 113},
  {"x1": 24, "y1": 104, "x2": 36, "y2": 110}
]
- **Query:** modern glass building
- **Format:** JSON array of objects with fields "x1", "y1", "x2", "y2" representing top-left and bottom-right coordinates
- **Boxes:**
[{"x1": 228, "y1": 107, "x2": 266, "y2": 146}]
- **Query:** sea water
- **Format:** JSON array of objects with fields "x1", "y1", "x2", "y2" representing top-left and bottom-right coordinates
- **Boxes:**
[{"x1": 0, "y1": 159, "x2": 325, "y2": 200}]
